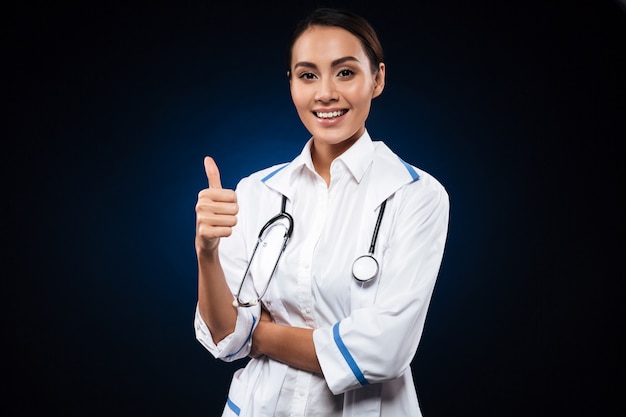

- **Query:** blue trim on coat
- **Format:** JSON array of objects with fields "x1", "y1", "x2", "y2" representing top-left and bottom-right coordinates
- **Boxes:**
[
  {"x1": 226, "y1": 397, "x2": 241, "y2": 415},
  {"x1": 398, "y1": 157, "x2": 420, "y2": 181},
  {"x1": 261, "y1": 163, "x2": 289, "y2": 183},
  {"x1": 225, "y1": 314, "x2": 257, "y2": 360},
  {"x1": 332, "y1": 322, "x2": 369, "y2": 386}
]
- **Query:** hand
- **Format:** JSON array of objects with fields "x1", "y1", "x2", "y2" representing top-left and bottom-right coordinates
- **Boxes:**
[
  {"x1": 195, "y1": 156, "x2": 239, "y2": 254},
  {"x1": 249, "y1": 307, "x2": 273, "y2": 359},
  {"x1": 259, "y1": 307, "x2": 273, "y2": 323}
]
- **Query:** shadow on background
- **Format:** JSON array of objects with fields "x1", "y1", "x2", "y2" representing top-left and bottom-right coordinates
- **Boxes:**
[{"x1": 5, "y1": 1, "x2": 624, "y2": 416}]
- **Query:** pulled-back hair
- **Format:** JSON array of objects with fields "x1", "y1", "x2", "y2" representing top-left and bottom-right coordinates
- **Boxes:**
[{"x1": 286, "y1": 8, "x2": 384, "y2": 76}]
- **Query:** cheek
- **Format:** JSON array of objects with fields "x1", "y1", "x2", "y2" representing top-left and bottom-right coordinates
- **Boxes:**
[
  {"x1": 345, "y1": 83, "x2": 376, "y2": 104},
  {"x1": 290, "y1": 85, "x2": 308, "y2": 109}
]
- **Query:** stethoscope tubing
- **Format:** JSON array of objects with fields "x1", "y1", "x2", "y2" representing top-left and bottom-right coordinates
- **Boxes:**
[
  {"x1": 234, "y1": 195, "x2": 387, "y2": 307},
  {"x1": 351, "y1": 199, "x2": 386, "y2": 282},
  {"x1": 234, "y1": 196, "x2": 293, "y2": 308}
]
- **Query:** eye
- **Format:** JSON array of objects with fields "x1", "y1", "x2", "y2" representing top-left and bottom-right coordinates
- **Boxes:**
[
  {"x1": 337, "y1": 69, "x2": 355, "y2": 78},
  {"x1": 298, "y1": 72, "x2": 317, "y2": 80}
]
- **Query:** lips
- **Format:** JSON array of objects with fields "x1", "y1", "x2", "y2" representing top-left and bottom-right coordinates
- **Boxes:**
[{"x1": 314, "y1": 109, "x2": 348, "y2": 119}]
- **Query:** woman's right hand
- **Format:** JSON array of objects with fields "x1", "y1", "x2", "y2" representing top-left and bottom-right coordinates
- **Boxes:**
[{"x1": 195, "y1": 156, "x2": 239, "y2": 255}]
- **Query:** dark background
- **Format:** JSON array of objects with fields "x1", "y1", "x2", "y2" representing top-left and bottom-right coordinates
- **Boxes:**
[{"x1": 6, "y1": 0, "x2": 624, "y2": 416}]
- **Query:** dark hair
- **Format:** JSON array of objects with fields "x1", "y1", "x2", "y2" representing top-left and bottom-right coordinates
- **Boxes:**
[{"x1": 286, "y1": 8, "x2": 384, "y2": 76}]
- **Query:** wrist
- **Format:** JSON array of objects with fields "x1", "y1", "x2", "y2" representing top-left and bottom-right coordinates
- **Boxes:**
[
  {"x1": 252, "y1": 319, "x2": 271, "y2": 356},
  {"x1": 196, "y1": 240, "x2": 220, "y2": 260}
]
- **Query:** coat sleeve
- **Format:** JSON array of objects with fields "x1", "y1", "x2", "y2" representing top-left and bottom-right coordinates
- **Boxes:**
[
  {"x1": 313, "y1": 172, "x2": 450, "y2": 394},
  {"x1": 194, "y1": 176, "x2": 262, "y2": 362}
]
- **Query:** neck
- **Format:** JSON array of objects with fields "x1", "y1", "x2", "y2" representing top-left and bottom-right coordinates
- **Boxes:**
[
  {"x1": 311, "y1": 149, "x2": 332, "y2": 186},
  {"x1": 310, "y1": 135, "x2": 359, "y2": 187}
]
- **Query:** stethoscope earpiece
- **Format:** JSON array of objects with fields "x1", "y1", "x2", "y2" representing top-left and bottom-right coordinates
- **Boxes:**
[{"x1": 233, "y1": 298, "x2": 258, "y2": 308}]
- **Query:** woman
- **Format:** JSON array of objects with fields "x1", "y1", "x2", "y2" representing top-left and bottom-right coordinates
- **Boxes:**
[{"x1": 194, "y1": 7, "x2": 449, "y2": 417}]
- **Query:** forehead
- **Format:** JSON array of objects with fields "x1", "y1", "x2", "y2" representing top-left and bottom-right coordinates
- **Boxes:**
[{"x1": 291, "y1": 25, "x2": 367, "y2": 65}]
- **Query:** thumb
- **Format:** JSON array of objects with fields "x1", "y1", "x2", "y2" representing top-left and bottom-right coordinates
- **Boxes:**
[{"x1": 204, "y1": 156, "x2": 222, "y2": 189}]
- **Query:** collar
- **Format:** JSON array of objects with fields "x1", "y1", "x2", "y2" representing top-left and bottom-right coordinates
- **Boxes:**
[
  {"x1": 260, "y1": 130, "x2": 419, "y2": 207},
  {"x1": 296, "y1": 130, "x2": 375, "y2": 184},
  {"x1": 333, "y1": 131, "x2": 375, "y2": 183}
]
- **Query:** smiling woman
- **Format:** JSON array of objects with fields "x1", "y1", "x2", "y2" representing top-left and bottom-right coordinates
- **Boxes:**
[
  {"x1": 193, "y1": 7, "x2": 449, "y2": 417},
  {"x1": 288, "y1": 25, "x2": 385, "y2": 185},
  {"x1": 6, "y1": 0, "x2": 623, "y2": 416}
]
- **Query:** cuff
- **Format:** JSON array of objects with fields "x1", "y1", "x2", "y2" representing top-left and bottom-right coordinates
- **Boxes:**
[
  {"x1": 194, "y1": 303, "x2": 260, "y2": 362},
  {"x1": 313, "y1": 321, "x2": 368, "y2": 394}
]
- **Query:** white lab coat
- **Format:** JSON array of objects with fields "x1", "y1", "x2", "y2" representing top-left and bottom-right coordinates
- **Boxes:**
[{"x1": 195, "y1": 131, "x2": 450, "y2": 416}]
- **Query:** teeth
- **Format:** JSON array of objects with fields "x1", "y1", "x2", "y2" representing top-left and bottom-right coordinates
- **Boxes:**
[{"x1": 316, "y1": 110, "x2": 346, "y2": 119}]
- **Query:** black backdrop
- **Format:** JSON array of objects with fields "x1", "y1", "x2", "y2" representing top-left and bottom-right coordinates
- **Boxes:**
[{"x1": 6, "y1": 1, "x2": 624, "y2": 416}]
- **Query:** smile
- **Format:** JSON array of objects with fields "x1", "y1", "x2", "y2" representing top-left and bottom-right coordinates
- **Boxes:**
[{"x1": 314, "y1": 110, "x2": 348, "y2": 119}]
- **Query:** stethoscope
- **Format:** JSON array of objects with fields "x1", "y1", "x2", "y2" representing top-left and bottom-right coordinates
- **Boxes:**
[{"x1": 233, "y1": 195, "x2": 387, "y2": 308}]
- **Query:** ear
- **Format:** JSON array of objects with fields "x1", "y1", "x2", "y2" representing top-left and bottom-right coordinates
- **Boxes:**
[{"x1": 372, "y1": 63, "x2": 386, "y2": 99}]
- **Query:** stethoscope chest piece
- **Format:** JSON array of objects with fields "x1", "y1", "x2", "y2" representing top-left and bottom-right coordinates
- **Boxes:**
[
  {"x1": 234, "y1": 196, "x2": 389, "y2": 306},
  {"x1": 351, "y1": 199, "x2": 388, "y2": 283},
  {"x1": 352, "y1": 254, "x2": 379, "y2": 282}
]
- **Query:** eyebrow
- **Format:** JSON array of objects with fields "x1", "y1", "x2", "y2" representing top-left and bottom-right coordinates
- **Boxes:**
[{"x1": 293, "y1": 56, "x2": 361, "y2": 70}]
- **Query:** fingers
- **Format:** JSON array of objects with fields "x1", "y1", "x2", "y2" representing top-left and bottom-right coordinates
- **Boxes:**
[
  {"x1": 204, "y1": 156, "x2": 222, "y2": 189},
  {"x1": 196, "y1": 157, "x2": 238, "y2": 252},
  {"x1": 196, "y1": 189, "x2": 238, "y2": 233},
  {"x1": 195, "y1": 192, "x2": 238, "y2": 223},
  {"x1": 198, "y1": 156, "x2": 236, "y2": 208},
  {"x1": 195, "y1": 191, "x2": 238, "y2": 251}
]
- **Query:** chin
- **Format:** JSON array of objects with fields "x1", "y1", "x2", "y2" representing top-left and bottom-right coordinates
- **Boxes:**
[{"x1": 313, "y1": 130, "x2": 360, "y2": 147}]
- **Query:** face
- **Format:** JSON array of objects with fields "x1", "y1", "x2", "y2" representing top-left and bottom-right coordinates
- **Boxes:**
[{"x1": 289, "y1": 25, "x2": 385, "y2": 155}]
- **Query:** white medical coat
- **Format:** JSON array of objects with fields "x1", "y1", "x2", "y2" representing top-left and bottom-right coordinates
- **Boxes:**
[{"x1": 195, "y1": 131, "x2": 450, "y2": 416}]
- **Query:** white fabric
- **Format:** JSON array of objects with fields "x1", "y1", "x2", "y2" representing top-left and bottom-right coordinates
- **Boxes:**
[{"x1": 195, "y1": 130, "x2": 450, "y2": 417}]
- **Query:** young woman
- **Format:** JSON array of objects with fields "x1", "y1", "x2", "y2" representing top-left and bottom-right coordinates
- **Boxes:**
[{"x1": 194, "y1": 7, "x2": 449, "y2": 417}]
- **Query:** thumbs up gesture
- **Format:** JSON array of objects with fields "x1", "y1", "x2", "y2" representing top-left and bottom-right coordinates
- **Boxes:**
[{"x1": 195, "y1": 156, "x2": 239, "y2": 254}]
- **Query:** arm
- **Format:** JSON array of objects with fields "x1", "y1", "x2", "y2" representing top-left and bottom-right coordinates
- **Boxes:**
[
  {"x1": 251, "y1": 310, "x2": 322, "y2": 373},
  {"x1": 195, "y1": 156, "x2": 239, "y2": 343},
  {"x1": 196, "y1": 248, "x2": 237, "y2": 342},
  {"x1": 250, "y1": 177, "x2": 448, "y2": 378},
  {"x1": 313, "y1": 175, "x2": 450, "y2": 394}
]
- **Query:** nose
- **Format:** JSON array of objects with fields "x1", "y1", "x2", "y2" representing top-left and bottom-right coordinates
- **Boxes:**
[{"x1": 315, "y1": 77, "x2": 338, "y2": 103}]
